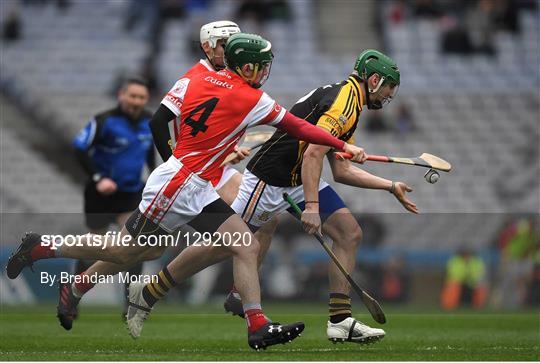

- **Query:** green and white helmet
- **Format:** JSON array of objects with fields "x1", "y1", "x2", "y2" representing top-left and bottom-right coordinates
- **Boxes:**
[
  {"x1": 225, "y1": 33, "x2": 274, "y2": 88},
  {"x1": 354, "y1": 49, "x2": 400, "y2": 109}
]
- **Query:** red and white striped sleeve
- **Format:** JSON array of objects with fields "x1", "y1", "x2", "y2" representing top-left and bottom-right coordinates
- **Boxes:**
[
  {"x1": 246, "y1": 92, "x2": 286, "y2": 127},
  {"x1": 161, "y1": 78, "x2": 190, "y2": 116}
]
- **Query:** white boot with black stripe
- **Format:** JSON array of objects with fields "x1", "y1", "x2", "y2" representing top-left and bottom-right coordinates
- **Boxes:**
[
  {"x1": 327, "y1": 317, "x2": 385, "y2": 344},
  {"x1": 126, "y1": 282, "x2": 153, "y2": 339}
]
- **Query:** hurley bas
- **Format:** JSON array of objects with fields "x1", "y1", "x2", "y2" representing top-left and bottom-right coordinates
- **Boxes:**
[{"x1": 40, "y1": 271, "x2": 158, "y2": 287}]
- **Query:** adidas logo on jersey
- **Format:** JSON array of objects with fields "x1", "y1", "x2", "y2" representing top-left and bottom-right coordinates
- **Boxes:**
[{"x1": 205, "y1": 76, "x2": 234, "y2": 89}]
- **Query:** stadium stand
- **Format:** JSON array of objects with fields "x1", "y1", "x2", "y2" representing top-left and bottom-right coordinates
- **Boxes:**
[
  {"x1": 0, "y1": 96, "x2": 81, "y2": 213},
  {"x1": 0, "y1": 1, "x2": 147, "y2": 140}
]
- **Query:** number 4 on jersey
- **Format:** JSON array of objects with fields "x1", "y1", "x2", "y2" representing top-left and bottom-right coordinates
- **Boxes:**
[{"x1": 185, "y1": 97, "x2": 219, "y2": 136}]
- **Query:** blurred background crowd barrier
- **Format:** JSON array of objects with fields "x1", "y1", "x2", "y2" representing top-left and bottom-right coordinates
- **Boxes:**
[{"x1": 1, "y1": 0, "x2": 538, "y2": 309}]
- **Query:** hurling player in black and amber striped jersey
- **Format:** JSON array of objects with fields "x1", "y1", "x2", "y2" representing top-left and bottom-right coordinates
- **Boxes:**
[
  {"x1": 248, "y1": 73, "x2": 364, "y2": 187},
  {"x1": 227, "y1": 49, "x2": 419, "y2": 344}
]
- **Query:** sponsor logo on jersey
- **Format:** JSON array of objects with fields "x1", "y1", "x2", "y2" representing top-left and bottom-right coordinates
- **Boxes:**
[
  {"x1": 217, "y1": 70, "x2": 232, "y2": 79},
  {"x1": 204, "y1": 76, "x2": 234, "y2": 89},
  {"x1": 322, "y1": 117, "x2": 343, "y2": 135},
  {"x1": 166, "y1": 93, "x2": 183, "y2": 108},
  {"x1": 165, "y1": 78, "x2": 189, "y2": 109},
  {"x1": 338, "y1": 114, "x2": 347, "y2": 125},
  {"x1": 173, "y1": 78, "x2": 188, "y2": 94}
]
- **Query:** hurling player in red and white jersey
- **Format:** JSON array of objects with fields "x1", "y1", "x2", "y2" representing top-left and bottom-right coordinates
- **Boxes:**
[
  {"x1": 43, "y1": 21, "x2": 276, "y2": 332},
  {"x1": 167, "y1": 21, "x2": 249, "y2": 202},
  {"x1": 163, "y1": 20, "x2": 281, "y2": 310},
  {"x1": 45, "y1": 20, "x2": 253, "y2": 332},
  {"x1": 7, "y1": 33, "x2": 367, "y2": 350}
]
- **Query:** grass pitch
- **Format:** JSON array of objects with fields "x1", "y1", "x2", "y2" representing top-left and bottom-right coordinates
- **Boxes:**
[{"x1": 0, "y1": 303, "x2": 538, "y2": 361}]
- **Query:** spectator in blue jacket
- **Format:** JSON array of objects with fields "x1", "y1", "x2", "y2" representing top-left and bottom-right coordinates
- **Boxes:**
[{"x1": 58, "y1": 77, "x2": 155, "y2": 330}]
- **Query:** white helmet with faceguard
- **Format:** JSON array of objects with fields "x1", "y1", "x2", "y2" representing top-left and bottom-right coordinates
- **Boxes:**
[
  {"x1": 200, "y1": 21, "x2": 241, "y2": 48},
  {"x1": 200, "y1": 21, "x2": 241, "y2": 71}
]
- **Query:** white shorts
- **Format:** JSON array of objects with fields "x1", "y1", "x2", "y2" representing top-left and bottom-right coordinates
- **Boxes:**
[
  {"x1": 138, "y1": 157, "x2": 220, "y2": 232},
  {"x1": 231, "y1": 169, "x2": 329, "y2": 227},
  {"x1": 215, "y1": 164, "x2": 240, "y2": 191}
]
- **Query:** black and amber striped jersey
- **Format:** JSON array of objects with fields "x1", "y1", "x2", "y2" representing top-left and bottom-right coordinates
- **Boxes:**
[{"x1": 247, "y1": 74, "x2": 365, "y2": 187}]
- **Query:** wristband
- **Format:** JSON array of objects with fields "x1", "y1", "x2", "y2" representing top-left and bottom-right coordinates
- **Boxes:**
[
  {"x1": 389, "y1": 181, "x2": 395, "y2": 194},
  {"x1": 305, "y1": 201, "x2": 319, "y2": 204}
]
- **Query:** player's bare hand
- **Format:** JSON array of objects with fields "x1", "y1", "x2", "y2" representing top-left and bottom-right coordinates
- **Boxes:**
[
  {"x1": 301, "y1": 207, "x2": 321, "y2": 235},
  {"x1": 228, "y1": 146, "x2": 251, "y2": 165},
  {"x1": 392, "y1": 182, "x2": 419, "y2": 214},
  {"x1": 343, "y1": 144, "x2": 367, "y2": 163},
  {"x1": 96, "y1": 178, "x2": 117, "y2": 195}
]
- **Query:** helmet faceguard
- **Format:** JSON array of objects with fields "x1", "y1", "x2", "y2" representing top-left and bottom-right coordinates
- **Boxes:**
[
  {"x1": 367, "y1": 79, "x2": 399, "y2": 110},
  {"x1": 354, "y1": 49, "x2": 400, "y2": 110},
  {"x1": 225, "y1": 33, "x2": 274, "y2": 88},
  {"x1": 200, "y1": 20, "x2": 241, "y2": 70},
  {"x1": 241, "y1": 61, "x2": 273, "y2": 89}
]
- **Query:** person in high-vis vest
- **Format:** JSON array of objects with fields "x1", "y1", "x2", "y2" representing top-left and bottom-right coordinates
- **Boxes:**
[{"x1": 441, "y1": 248, "x2": 487, "y2": 309}]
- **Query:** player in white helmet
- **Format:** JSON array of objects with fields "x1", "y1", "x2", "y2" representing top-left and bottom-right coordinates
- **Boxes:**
[{"x1": 199, "y1": 20, "x2": 240, "y2": 70}]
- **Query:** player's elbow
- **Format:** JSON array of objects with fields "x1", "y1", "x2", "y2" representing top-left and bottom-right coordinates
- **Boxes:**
[
  {"x1": 303, "y1": 145, "x2": 326, "y2": 161},
  {"x1": 331, "y1": 163, "x2": 349, "y2": 184},
  {"x1": 332, "y1": 171, "x2": 345, "y2": 184}
]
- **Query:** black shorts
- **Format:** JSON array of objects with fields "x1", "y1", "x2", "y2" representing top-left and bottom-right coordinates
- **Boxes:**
[{"x1": 84, "y1": 181, "x2": 142, "y2": 230}]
